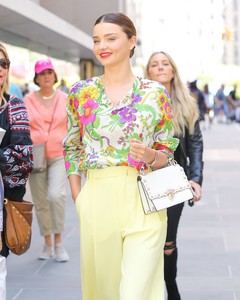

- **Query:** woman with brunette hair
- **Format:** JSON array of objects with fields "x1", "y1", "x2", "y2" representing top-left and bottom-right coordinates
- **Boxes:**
[
  {"x1": 0, "y1": 43, "x2": 33, "y2": 299},
  {"x1": 63, "y1": 13, "x2": 179, "y2": 300},
  {"x1": 145, "y1": 51, "x2": 204, "y2": 300},
  {"x1": 24, "y1": 59, "x2": 69, "y2": 262}
]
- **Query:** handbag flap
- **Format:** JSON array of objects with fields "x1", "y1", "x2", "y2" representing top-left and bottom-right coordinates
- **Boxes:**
[
  {"x1": 138, "y1": 164, "x2": 192, "y2": 201},
  {"x1": 4, "y1": 199, "x2": 33, "y2": 255}
]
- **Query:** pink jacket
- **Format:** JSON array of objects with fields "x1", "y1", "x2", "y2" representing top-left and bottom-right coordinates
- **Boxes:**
[{"x1": 24, "y1": 90, "x2": 67, "y2": 158}]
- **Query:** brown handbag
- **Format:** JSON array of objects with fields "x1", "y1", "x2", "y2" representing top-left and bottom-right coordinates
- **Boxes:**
[{"x1": 4, "y1": 198, "x2": 33, "y2": 255}]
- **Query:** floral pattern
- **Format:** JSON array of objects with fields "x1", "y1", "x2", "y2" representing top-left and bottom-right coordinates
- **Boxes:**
[{"x1": 63, "y1": 76, "x2": 179, "y2": 175}]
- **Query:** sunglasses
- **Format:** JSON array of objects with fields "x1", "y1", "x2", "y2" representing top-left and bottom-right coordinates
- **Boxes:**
[{"x1": 0, "y1": 58, "x2": 11, "y2": 69}]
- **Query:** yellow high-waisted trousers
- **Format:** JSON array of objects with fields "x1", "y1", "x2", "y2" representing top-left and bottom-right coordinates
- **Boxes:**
[{"x1": 75, "y1": 166, "x2": 167, "y2": 300}]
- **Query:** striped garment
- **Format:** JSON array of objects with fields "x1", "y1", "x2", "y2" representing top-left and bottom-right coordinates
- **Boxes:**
[{"x1": 7, "y1": 97, "x2": 30, "y2": 131}]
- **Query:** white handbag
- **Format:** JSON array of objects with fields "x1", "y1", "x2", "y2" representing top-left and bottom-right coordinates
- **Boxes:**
[{"x1": 137, "y1": 160, "x2": 194, "y2": 215}]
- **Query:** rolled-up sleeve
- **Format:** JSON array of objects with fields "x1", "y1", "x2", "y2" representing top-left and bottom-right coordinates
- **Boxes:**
[
  {"x1": 63, "y1": 87, "x2": 84, "y2": 176},
  {"x1": 152, "y1": 88, "x2": 179, "y2": 158}
]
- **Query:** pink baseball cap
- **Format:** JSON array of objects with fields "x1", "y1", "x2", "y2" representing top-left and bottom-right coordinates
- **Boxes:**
[{"x1": 34, "y1": 59, "x2": 55, "y2": 74}]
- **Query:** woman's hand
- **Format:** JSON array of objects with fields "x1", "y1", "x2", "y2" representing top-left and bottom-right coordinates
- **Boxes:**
[
  {"x1": 71, "y1": 189, "x2": 81, "y2": 203},
  {"x1": 129, "y1": 139, "x2": 147, "y2": 162},
  {"x1": 130, "y1": 138, "x2": 156, "y2": 164},
  {"x1": 129, "y1": 138, "x2": 168, "y2": 168},
  {"x1": 189, "y1": 180, "x2": 202, "y2": 202},
  {"x1": 69, "y1": 174, "x2": 82, "y2": 203}
]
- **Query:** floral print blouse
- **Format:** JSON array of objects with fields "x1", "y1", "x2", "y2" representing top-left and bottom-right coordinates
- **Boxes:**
[{"x1": 63, "y1": 76, "x2": 179, "y2": 176}]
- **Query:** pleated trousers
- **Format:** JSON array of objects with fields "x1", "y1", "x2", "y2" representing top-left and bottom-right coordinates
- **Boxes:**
[
  {"x1": 76, "y1": 166, "x2": 167, "y2": 300},
  {"x1": 29, "y1": 156, "x2": 66, "y2": 236}
]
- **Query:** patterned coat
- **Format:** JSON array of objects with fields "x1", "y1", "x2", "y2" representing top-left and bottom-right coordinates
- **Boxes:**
[{"x1": 0, "y1": 93, "x2": 33, "y2": 257}]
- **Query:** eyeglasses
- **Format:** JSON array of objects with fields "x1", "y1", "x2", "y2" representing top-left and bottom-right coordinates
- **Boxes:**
[{"x1": 0, "y1": 58, "x2": 11, "y2": 69}]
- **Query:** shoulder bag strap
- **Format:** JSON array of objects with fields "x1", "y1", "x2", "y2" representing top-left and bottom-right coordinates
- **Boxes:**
[{"x1": 46, "y1": 94, "x2": 59, "y2": 140}]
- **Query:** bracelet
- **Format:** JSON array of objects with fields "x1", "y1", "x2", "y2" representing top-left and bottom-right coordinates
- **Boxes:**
[
  {"x1": 145, "y1": 150, "x2": 158, "y2": 168},
  {"x1": 159, "y1": 150, "x2": 171, "y2": 166}
]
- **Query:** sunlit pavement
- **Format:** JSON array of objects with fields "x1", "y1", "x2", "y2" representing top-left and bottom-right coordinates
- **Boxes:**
[
  {"x1": 178, "y1": 121, "x2": 240, "y2": 300},
  {"x1": 6, "y1": 122, "x2": 240, "y2": 300},
  {"x1": 7, "y1": 183, "x2": 81, "y2": 299}
]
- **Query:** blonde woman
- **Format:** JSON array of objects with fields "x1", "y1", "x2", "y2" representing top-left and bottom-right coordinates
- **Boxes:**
[
  {"x1": 145, "y1": 51, "x2": 203, "y2": 300},
  {"x1": 0, "y1": 43, "x2": 33, "y2": 299}
]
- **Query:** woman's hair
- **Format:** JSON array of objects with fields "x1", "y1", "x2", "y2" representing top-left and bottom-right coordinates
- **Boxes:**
[
  {"x1": 94, "y1": 13, "x2": 136, "y2": 58},
  {"x1": 145, "y1": 51, "x2": 199, "y2": 136},
  {"x1": 34, "y1": 72, "x2": 58, "y2": 87},
  {"x1": 0, "y1": 43, "x2": 10, "y2": 109}
]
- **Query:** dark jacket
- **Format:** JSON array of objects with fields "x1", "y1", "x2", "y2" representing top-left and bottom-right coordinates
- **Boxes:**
[
  {"x1": 0, "y1": 93, "x2": 33, "y2": 257},
  {"x1": 174, "y1": 120, "x2": 203, "y2": 185}
]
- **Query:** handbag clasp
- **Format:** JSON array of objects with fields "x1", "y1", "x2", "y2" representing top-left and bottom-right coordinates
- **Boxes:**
[{"x1": 167, "y1": 190, "x2": 175, "y2": 200}]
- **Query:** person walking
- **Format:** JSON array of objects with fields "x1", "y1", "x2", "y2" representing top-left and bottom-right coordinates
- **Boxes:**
[
  {"x1": 188, "y1": 80, "x2": 206, "y2": 124},
  {"x1": 0, "y1": 43, "x2": 33, "y2": 299},
  {"x1": 227, "y1": 84, "x2": 239, "y2": 122},
  {"x1": 57, "y1": 79, "x2": 69, "y2": 94},
  {"x1": 214, "y1": 84, "x2": 228, "y2": 123},
  {"x1": 145, "y1": 51, "x2": 204, "y2": 300},
  {"x1": 202, "y1": 83, "x2": 214, "y2": 129},
  {"x1": 63, "y1": 13, "x2": 179, "y2": 300},
  {"x1": 24, "y1": 59, "x2": 69, "y2": 262}
]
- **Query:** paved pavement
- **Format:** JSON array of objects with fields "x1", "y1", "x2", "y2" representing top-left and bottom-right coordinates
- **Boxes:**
[{"x1": 6, "y1": 122, "x2": 240, "y2": 300}]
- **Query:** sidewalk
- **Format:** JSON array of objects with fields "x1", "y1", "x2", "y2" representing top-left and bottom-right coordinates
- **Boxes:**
[
  {"x1": 7, "y1": 185, "x2": 81, "y2": 300},
  {"x1": 178, "y1": 122, "x2": 240, "y2": 300},
  {"x1": 6, "y1": 122, "x2": 240, "y2": 300}
]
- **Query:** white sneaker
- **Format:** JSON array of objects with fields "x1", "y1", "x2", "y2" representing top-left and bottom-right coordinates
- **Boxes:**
[
  {"x1": 39, "y1": 244, "x2": 53, "y2": 260},
  {"x1": 54, "y1": 244, "x2": 69, "y2": 262}
]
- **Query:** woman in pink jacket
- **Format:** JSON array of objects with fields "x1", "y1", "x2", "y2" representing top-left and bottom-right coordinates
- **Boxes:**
[{"x1": 24, "y1": 59, "x2": 69, "y2": 262}]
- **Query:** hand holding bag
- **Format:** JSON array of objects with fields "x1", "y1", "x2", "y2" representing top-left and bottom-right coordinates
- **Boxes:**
[
  {"x1": 137, "y1": 160, "x2": 194, "y2": 215},
  {"x1": 4, "y1": 198, "x2": 33, "y2": 255}
]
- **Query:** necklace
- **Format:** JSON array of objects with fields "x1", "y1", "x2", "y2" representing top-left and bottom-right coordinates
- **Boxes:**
[{"x1": 40, "y1": 91, "x2": 56, "y2": 100}]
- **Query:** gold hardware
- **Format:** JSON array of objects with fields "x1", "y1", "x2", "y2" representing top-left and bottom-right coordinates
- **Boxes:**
[{"x1": 167, "y1": 191, "x2": 175, "y2": 200}]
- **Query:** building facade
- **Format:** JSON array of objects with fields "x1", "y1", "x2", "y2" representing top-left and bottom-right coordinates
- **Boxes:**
[{"x1": 222, "y1": 0, "x2": 240, "y2": 65}]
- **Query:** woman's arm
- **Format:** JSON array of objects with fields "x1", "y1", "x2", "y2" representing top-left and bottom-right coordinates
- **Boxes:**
[
  {"x1": 63, "y1": 84, "x2": 84, "y2": 202},
  {"x1": 0, "y1": 97, "x2": 33, "y2": 184},
  {"x1": 186, "y1": 120, "x2": 204, "y2": 185},
  {"x1": 68, "y1": 174, "x2": 81, "y2": 203},
  {"x1": 129, "y1": 85, "x2": 179, "y2": 170},
  {"x1": 186, "y1": 120, "x2": 204, "y2": 202}
]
